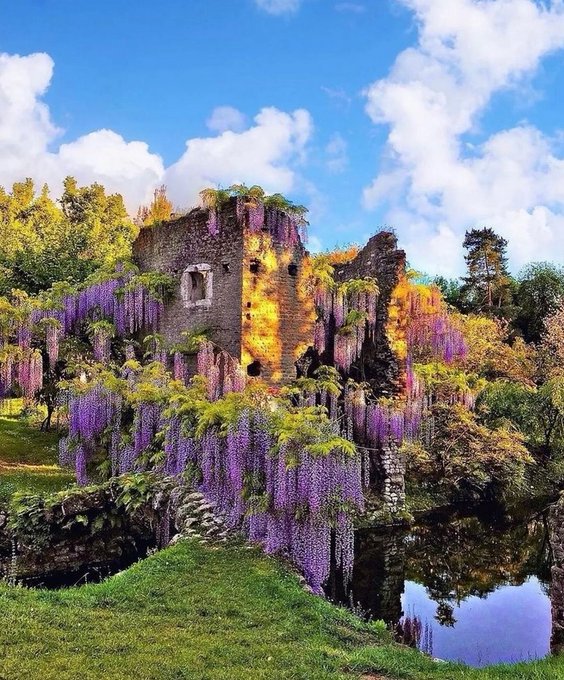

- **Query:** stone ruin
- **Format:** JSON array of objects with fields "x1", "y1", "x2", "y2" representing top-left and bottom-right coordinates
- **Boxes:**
[{"x1": 133, "y1": 197, "x2": 407, "y2": 512}]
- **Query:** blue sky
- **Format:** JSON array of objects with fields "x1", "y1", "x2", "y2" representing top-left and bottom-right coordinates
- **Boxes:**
[{"x1": 1, "y1": 0, "x2": 564, "y2": 275}]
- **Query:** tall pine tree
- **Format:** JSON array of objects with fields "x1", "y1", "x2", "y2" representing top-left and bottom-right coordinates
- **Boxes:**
[{"x1": 461, "y1": 227, "x2": 513, "y2": 315}]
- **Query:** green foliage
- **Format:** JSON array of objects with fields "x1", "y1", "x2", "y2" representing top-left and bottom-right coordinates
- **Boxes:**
[
  {"x1": 414, "y1": 362, "x2": 486, "y2": 401},
  {"x1": 199, "y1": 187, "x2": 232, "y2": 210},
  {"x1": 516, "y1": 262, "x2": 564, "y2": 342},
  {"x1": 7, "y1": 473, "x2": 161, "y2": 551},
  {"x1": 340, "y1": 276, "x2": 379, "y2": 298},
  {"x1": 282, "y1": 366, "x2": 343, "y2": 401},
  {"x1": 175, "y1": 328, "x2": 211, "y2": 354},
  {"x1": 87, "y1": 319, "x2": 115, "y2": 338},
  {"x1": 137, "y1": 185, "x2": 173, "y2": 227},
  {"x1": 274, "y1": 406, "x2": 355, "y2": 462},
  {"x1": 0, "y1": 410, "x2": 73, "y2": 503},
  {"x1": 0, "y1": 177, "x2": 138, "y2": 295},
  {"x1": 123, "y1": 271, "x2": 175, "y2": 301},
  {"x1": 477, "y1": 381, "x2": 537, "y2": 434},
  {"x1": 478, "y1": 379, "x2": 564, "y2": 457},
  {"x1": 434, "y1": 275, "x2": 464, "y2": 310},
  {"x1": 338, "y1": 309, "x2": 368, "y2": 336},
  {"x1": 405, "y1": 403, "x2": 533, "y2": 503},
  {"x1": 535, "y1": 378, "x2": 564, "y2": 452},
  {"x1": 461, "y1": 227, "x2": 515, "y2": 317},
  {"x1": 199, "y1": 185, "x2": 310, "y2": 224}
]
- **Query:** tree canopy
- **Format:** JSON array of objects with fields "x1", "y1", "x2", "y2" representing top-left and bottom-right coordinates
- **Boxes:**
[{"x1": 0, "y1": 177, "x2": 137, "y2": 295}]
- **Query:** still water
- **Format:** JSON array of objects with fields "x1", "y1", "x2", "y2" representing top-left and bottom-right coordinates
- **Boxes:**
[{"x1": 332, "y1": 506, "x2": 554, "y2": 667}]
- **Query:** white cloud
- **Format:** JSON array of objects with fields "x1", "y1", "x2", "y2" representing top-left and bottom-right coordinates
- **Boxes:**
[
  {"x1": 321, "y1": 86, "x2": 352, "y2": 108},
  {"x1": 0, "y1": 52, "x2": 164, "y2": 211},
  {"x1": 0, "y1": 52, "x2": 60, "y2": 183},
  {"x1": 165, "y1": 107, "x2": 313, "y2": 206},
  {"x1": 206, "y1": 106, "x2": 247, "y2": 133},
  {"x1": 325, "y1": 133, "x2": 348, "y2": 173},
  {"x1": 57, "y1": 130, "x2": 165, "y2": 210},
  {"x1": 254, "y1": 0, "x2": 302, "y2": 15},
  {"x1": 0, "y1": 51, "x2": 313, "y2": 214},
  {"x1": 363, "y1": 0, "x2": 564, "y2": 274}
]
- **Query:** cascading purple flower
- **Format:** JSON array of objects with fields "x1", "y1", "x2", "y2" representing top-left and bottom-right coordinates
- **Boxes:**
[
  {"x1": 207, "y1": 209, "x2": 219, "y2": 236},
  {"x1": 60, "y1": 381, "x2": 123, "y2": 485},
  {"x1": 197, "y1": 341, "x2": 246, "y2": 400},
  {"x1": 248, "y1": 202, "x2": 265, "y2": 233}
]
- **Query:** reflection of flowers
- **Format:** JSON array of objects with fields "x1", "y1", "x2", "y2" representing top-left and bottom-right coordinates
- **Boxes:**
[
  {"x1": 435, "y1": 601, "x2": 457, "y2": 627},
  {"x1": 397, "y1": 614, "x2": 434, "y2": 656}
]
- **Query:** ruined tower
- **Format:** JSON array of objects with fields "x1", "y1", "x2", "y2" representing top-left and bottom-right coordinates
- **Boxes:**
[{"x1": 133, "y1": 198, "x2": 316, "y2": 383}]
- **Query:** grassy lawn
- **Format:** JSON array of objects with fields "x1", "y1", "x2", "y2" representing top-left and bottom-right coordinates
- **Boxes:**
[
  {"x1": 0, "y1": 539, "x2": 562, "y2": 680},
  {"x1": 0, "y1": 402, "x2": 74, "y2": 503}
]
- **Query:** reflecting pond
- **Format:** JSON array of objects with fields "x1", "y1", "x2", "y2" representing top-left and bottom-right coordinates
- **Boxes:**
[{"x1": 330, "y1": 505, "x2": 555, "y2": 667}]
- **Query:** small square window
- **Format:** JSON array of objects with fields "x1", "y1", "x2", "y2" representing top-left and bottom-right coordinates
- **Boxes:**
[{"x1": 181, "y1": 264, "x2": 213, "y2": 308}]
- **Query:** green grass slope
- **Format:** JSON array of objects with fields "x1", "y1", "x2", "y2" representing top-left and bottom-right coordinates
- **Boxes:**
[
  {"x1": 0, "y1": 406, "x2": 73, "y2": 502},
  {"x1": 0, "y1": 540, "x2": 563, "y2": 680}
]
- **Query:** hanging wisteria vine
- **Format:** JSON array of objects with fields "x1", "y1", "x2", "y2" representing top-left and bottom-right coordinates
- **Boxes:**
[
  {"x1": 0, "y1": 268, "x2": 172, "y2": 400},
  {"x1": 199, "y1": 187, "x2": 308, "y2": 246},
  {"x1": 59, "y1": 356, "x2": 365, "y2": 594}
]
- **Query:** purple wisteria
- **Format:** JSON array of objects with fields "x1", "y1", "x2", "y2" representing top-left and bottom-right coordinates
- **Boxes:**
[
  {"x1": 314, "y1": 285, "x2": 379, "y2": 373},
  {"x1": 204, "y1": 197, "x2": 306, "y2": 247},
  {"x1": 197, "y1": 341, "x2": 246, "y2": 400},
  {"x1": 162, "y1": 407, "x2": 365, "y2": 594},
  {"x1": 59, "y1": 382, "x2": 123, "y2": 485},
  {"x1": 0, "y1": 270, "x2": 166, "y2": 399}
]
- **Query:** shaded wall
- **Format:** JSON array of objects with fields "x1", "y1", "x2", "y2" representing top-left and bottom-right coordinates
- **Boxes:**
[
  {"x1": 334, "y1": 231, "x2": 406, "y2": 398},
  {"x1": 133, "y1": 202, "x2": 245, "y2": 358},
  {"x1": 550, "y1": 496, "x2": 564, "y2": 654}
]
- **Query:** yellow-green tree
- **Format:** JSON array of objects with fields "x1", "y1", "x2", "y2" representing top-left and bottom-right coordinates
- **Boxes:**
[{"x1": 0, "y1": 177, "x2": 138, "y2": 294}]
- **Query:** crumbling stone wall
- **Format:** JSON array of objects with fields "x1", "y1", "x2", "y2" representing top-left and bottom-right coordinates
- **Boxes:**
[
  {"x1": 133, "y1": 201, "x2": 245, "y2": 358},
  {"x1": 242, "y1": 232, "x2": 315, "y2": 383},
  {"x1": 380, "y1": 441, "x2": 406, "y2": 514},
  {"x1": 334, "y1": 231, "x2": 406, "y2": 398},
  {"x1": 133, "y1": 200, "x2": 315, "y2": 384},
  {"x1": 334, "y1": 232, "x2": 407, "y2": 512},
  {"x1": 0, "y1": 485, "x2": 160, "y2": 582},
  {"x1": 0, "y1": 480, "x2": 233, "y2": 584},
  {"x1": 134, "y1": 213, "x2": 408, "y2": 512}
]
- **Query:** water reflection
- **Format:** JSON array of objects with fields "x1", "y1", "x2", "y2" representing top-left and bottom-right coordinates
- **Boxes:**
[{"x1": 335, "y1": 506, "x2": 555, "y2": 666}]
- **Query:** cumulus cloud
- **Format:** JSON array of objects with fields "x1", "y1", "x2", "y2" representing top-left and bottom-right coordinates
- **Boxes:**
[
  {"x1": 363, "y1": 0, "x2": 564, "y2": 274},
  {"x1": 206, "y1": 106, "x2": 247, "y2": 133},
  {"x1": 254, "y1": 0, "x2": 302, "y2": 15},
  {"x1": 165, "y1": 107, "x2": 313, "y2": 206},
  {"x1": 0, "y1": 52, "x2": 164, "y2": 211},
  {"x1": 0, "y1": 51, "x2": 313, "y2": 214}
]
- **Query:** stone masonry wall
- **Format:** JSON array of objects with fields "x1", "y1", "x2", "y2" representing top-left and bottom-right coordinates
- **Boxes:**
[
  {"x1": 0, "y1": 485, "x2": 162, "y2": 582},
  {"x1": 241, "y1": 232, "x2": 315, "y2": 383},
  {"x1": 334, "y1": 232, "x2": 407, "y2": 512},
  {"x1": 133, "y1": 201, "x2": 245, "y2": 358}
]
